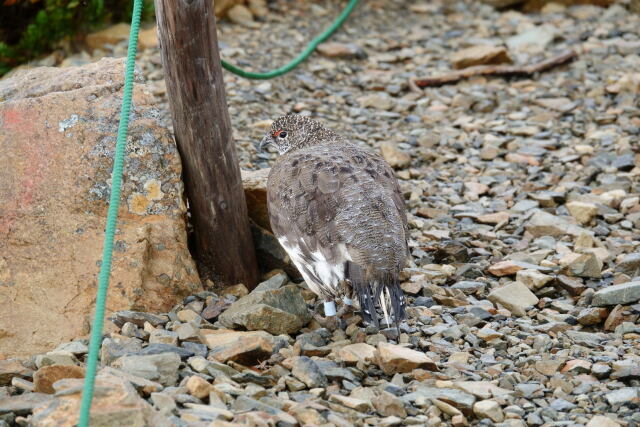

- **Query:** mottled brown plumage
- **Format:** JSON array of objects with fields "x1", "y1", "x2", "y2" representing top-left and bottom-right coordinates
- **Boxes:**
[{"x1": 261, "y1": 114, "x2": 409, "y2": 326}]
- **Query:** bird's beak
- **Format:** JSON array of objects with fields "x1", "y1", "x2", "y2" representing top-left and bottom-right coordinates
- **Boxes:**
[{"x1": 259, "y1": 136, "x2": 273, "y2": 153}]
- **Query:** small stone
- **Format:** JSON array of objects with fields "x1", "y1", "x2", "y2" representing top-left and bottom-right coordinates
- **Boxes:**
[
  {"x1": 477, "y1": 211, "x2": 510, "y2": 225},
  {"x1": 358, "y1": 93, "x2": 394, "y2": 110},
  {"x1": 317, "y1": 42, "x2": 366, "y2": 59},
  {"x1": 616, "y1": 253, "x2": 640, "y2": 276},
  {"x1": 137, "y1": 26, "x2": 158, "y2": 50},
  {"x1": 252, "y1": 272, "x2": 288, "y2": 292},
  {"x1": 199, "y1": 329, "x2": 286, "y2": 365},
  {"x1": 112, "y1": 352, "x2": 181, "y2": 386},
  {"x1": 85, "y1": 23, "x2": 131, "y2": 50},
  {"x1": 375, "y1": 342, "x2": 437, "y2": 374},
  {"x1": 549, "y1": 398, "x2": 575, "y2": 411},
  {"x1": 488, "y1": 261, "x2": 524, "y2": 277},
  {"x1": 555, "y1": 275, "x2": 586, "y2": 296},
  {"x1": 218, "y1": 285, "x2": 311, "y2": 335},
  {"x1": 535, "y1": 97, "x2": 576, "y2": 112},
  {"x1": 526, "y1": 210, "x2": 588, "y2": 237},
  {"x1": 605, "y1": 388, "x2": 639, "y2": 406},
  {"x1": 535, "y1": 359, "x2": 563, "y2": 376},
  {"x1": 464, "y1": 182, "x2": 490, "y2": 195},
  {"x1": 0, "y1": 393, "x2": 53, "y2": 416},
  {"x1": 507, "y1": 25, "x2": 555, "y2": 52},
  {"x1": 576, "y1": 307, "x2": 608, "y2": 326},
  {"x1": 12, "y1": 376, "x2": 34, "y2": 392},
  {"x1": 149, "y1": 329, "x2": 178, "y2": 346},
  {"x1": 592, "y1": 281, "x2": 640, "y2": 306},
  {"x1": 33, "y1": 365, "x2": 85, "y2": 394},
  {"x1": 186, "y1": 375, "x2": 213, "y2": 400},
  {"x1": 372, "y1": 391, "x2": 407, "y2": 418},
  {"x1": 329, "y1": 394, "x2": 372, "y2": 412},
  {"x1": 590, "y1": 363, "x2": 612, "y2": 379},
  {"x1": 586, "y1": 415, "x2": 621, "y2": 427},
  {"x1": 566, "y1": 201, "x2": 598, "y2": 225},
  {"x1": 380, "y1": 141, "x2": 411, "y2": 168},
  {"x1": 560, "y1": 252, "x2": 602, "y2": 278},
  {"x1": 488, "y1": 281, "x2": 539, "y2": 317},
  {"x1": 227, "y1": 4, "x2": 257, "y2": 28},
  {"x1": 451, "y1": 414, "x2": 469, "y2": 427},
  {"x1": 450, "y1": 45, "x2": 511, "y2": 69},
  {"x1": 517, "y1": 269, "x2": 553, "y2": 290},
  {"x1": 151, "y1": 392, "x2": 177, "y2": 415},
  {"x1": 176, "y1": 322, "x2": 200, "y2": 341},
  {"x1": 34, "y1": 352, "x2": 77, "y2": 369},
  {"x1": 291, "y1": 356, "x2": 328, "y2": 389},
  {"x1": 561, "y1": 359, "x2": 592, "y2": 374},
  {"x1": 177, "y1": 309, "x2": 200, "y2": 323},
  {"x1": 473, "y1": 400, "x2": 504, "y2": 422},
  {"x1": 336, "y1": 343, "x2": 376, "y2": 365}
]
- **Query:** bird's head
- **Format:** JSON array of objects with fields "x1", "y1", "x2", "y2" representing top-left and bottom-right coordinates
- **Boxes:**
[{"x1": 259, "y1": 114, "x2": 329, "y2": 155}]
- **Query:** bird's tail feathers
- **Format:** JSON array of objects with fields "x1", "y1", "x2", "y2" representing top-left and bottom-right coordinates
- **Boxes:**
[{"x1": 347, "y1": 262, "x2": 406, "y2": 330}]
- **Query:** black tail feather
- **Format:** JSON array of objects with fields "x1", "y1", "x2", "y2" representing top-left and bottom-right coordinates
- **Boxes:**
[{"x1": 346, "y1": 261, "x2": 406, "y2": 330}]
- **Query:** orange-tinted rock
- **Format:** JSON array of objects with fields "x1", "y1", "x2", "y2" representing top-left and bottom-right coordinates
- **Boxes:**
[
  {"x1": 33, "y1": 365, "x2": 85, "y2": 394},
  {"x1": 0, "y1": 58, "x2": 202, "y2": 357}
]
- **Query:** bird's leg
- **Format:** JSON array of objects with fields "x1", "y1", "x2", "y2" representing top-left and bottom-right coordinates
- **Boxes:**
[
  {"x1": 312, "y1": 300, "x2": 340, "y2": 331},
  {"x1": 339, "y1": 296, "x2": 356, "y2": 318}
]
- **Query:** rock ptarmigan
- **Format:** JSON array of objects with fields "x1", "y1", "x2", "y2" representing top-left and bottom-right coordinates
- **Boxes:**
[{"x1": 260, "y1": 114, "x2": 409, "y2": 330}]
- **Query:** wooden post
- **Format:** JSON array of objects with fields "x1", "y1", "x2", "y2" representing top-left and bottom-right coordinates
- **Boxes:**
[{"x1": 155, "y1": 0, "x2": 258, "y2": 288}]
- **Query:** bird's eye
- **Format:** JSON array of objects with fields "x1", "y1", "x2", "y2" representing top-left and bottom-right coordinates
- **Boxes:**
[{"x1": 279, "y1": 131, "x2": 287, "y2": 138}]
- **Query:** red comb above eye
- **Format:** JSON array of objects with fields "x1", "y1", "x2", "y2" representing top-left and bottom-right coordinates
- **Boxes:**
[{"x1": 272, "y1": 130, "x2": 282, "y2": 138}]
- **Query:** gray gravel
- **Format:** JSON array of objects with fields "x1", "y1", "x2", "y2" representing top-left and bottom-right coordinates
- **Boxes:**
[{"x1": 1, "y1": 0, "x2": 639, "y2": 426}]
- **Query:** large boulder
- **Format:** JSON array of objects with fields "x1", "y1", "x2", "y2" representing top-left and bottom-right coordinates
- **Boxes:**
[{"x1": 0, "y1": 58, "x2": 202, "y2": 357}]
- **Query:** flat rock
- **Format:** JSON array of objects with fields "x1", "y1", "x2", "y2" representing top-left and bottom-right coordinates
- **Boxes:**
[
  {"x1": 0, "y1": 393, "x2": 53, "y2": 415},
  {"x1": 473, "y1": 399, "x2": 504, "y2": 423},
  {"x1": 517, "y1": 269, "x2": 553, "y2": 290},
  {"x1": 592, "y1": 281, "x2": 640, "y2": 306},
  {"x1": 577, "y1": 307, "x2": 608, "y2": 326},
  {"x1": 453, "y1": 381, "x2": 512, "y2": 399},
  {"x1": 450, "y1": 45, "x2": 511, "y2": 69},
  {"x1": 404, "y1": 386, "x2": 476, "y2": 415},
  {"x1": 526, "y1": 210, "x2": 589, "y2": 237},
  {"x1": 31, "y1": 373, "x2": 171, "y2": 426},
  {"x1": 586, "y1": 416, "x2": 622, "y2": 427},
  {"x1": 605, "y1": 387, "x2": 639, "y2": 406},
  {"x1": 488, "y1": 281, "x2": 539, "y2": 316},
  {"x1": 291, "y1": 356, "x2": 328, "y2": 388},
  {"x1": 317, "y1": 42, "x2": 367, "y2": 59},
  {"x1": 218, "y1": 285, "x2": 310, "y2": 335},
  {"x1": 199, "y1": 329, "x2": 287, "y2": 365},
  {"x1": 375, "y1": 342, "x2": 437, "y2": 374},
  {"x1": 336, "y1": 343, "x2": 377, "y2": 365},
  {"x1": 112, "y1": 352, "x2": 181, "y2": 386},
  {"x1": 33, "y1": 365, "x2": 85, "y2": 394}
]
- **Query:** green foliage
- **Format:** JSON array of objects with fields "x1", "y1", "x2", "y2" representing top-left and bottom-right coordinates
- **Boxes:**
[{"x1": 0, "y1": 0, "x2": 154, "y2": 76}]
